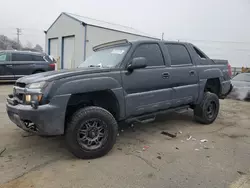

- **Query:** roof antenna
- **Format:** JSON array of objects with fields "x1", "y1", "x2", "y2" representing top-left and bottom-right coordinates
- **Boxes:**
[{"x1": 161, "y1": 32, "x2": 164, "y2": 40}]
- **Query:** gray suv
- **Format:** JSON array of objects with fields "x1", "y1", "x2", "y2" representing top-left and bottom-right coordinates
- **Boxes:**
[{"x1": 0, "y1": 50, "x2": 56, "y2": 81}]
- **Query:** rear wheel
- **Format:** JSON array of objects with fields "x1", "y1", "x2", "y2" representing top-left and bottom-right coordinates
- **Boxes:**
[
  {"x1": 194, "y1": 92, "x2": 220, "y2": 124},
  {"x1": 65, "y1": 106, "x2": 118, "y2": 159}
]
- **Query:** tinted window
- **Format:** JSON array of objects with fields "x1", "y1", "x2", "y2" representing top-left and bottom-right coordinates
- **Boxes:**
[
  {"x1": 12, "y1": 53, "x2": 33, "y2": 61},
  {"x1": 44, "y1": 55, "x2": 54, "y2": 63},
  {"x1": 0, "y1": 53, "x2": 8, "y2": 62},
  {"x1": 193, "y1": 46, "x2": 206, "y2": 59},
  {"x1": 166, "y1": 44, "x2": 192, "y2": 66},
  {"x1": 132, "y1": 44, "x2": 164, "y2": 66},
  {"x1": 32, "y1": 55, "x2": 44, "y2": 61}
]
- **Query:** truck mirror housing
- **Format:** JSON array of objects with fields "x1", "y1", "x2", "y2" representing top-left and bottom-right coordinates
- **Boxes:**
[{"x1": 127, "y1": 57, "x2": 147, "y2": 71}]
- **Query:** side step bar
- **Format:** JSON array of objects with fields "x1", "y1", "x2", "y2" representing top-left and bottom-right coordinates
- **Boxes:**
[{"x1": 125, "y1": 105, "x2": 189, "y2": 124}]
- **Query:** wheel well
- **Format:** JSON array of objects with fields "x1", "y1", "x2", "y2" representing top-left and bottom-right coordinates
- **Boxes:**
[
  {"x1": 204, "y1": 78, "x2": 221, "y2": 96},
  {"x1": 65, "y1": 90, "x2": 120, "y2": 124}
]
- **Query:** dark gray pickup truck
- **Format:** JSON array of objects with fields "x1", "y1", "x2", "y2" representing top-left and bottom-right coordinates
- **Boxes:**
[{"x1": 6, "y1": 39, "x2": 232, "y2": 159}]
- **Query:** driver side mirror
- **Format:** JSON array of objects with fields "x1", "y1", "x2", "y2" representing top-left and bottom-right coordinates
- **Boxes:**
[{"x1": 127, "y1": 57, "x2": 147, "y2": 71}]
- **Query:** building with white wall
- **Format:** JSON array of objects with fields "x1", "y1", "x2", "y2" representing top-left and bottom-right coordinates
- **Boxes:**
[{"x1": 45, "y1": 12, "x2": 159, "y2": 69}]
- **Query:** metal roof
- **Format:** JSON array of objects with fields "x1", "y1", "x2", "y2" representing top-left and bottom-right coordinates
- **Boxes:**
[{"x1": 63, "y1": 12, "x2": 159, "y2": 40}]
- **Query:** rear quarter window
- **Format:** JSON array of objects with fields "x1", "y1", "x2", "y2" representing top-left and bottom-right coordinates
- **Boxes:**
[
  {"x1": 31, "y1": 55, "x2": 45, "y2": 61},
  {"x1": 44, "y1": 55, "x2": 54, "y2": 63}
]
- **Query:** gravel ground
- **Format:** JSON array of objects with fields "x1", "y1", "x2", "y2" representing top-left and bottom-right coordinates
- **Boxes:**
[{"x1": 0, "y1": 84, "x2": 250, "y2": 188}]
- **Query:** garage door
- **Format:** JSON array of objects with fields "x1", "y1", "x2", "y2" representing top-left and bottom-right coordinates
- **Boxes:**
[
  {"x1": 49, "y1": 38, "x2": 59, "y2": 69},
  {"x1": 63, "y1": 36, "x2": 75, "y2": 69}
]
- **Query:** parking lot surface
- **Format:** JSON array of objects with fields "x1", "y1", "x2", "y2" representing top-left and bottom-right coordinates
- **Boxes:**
[{"x1": 0, "y1": 84, "x2": 250, "y2": 188}]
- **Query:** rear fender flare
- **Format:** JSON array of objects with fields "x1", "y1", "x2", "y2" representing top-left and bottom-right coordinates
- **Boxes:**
[{"x1": 196, "y1": 68, "x2": 223, "y2": 104}]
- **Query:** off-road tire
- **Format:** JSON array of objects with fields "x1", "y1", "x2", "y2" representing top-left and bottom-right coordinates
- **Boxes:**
[
  {"x1": 194, "y1": 92, "x2": 220, "y2": 124},
  {"x1": 65, "y1": 106, "x2": 118, "y2": 159}
]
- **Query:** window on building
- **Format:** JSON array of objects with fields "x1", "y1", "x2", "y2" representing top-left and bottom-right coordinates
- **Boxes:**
[
  {"x1": 132, "y1": 44, "x2": 164, "y2": 67},
  {"x1": 166, "y1": 44, "x2": 192, "y2": 66}
]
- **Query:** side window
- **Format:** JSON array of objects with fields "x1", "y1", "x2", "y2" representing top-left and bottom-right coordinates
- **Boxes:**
[
  {"x1": 32, "y1": 55, "x2": 45, "y2": 61},
  {"x1": 0, "y1": 53, "x2": 8, "y2": 62},
  {"x1": 44, "y1": 55, "x2": 53, "y2": 63},
  {"x1": 12, "y1": 53, "x2": 33, "y2": 61},
  {"x1": 193, "y1": 46, "x2": 206, "y2": 59},
  {"x1": 132, "y1": 44, "x2": 164, "y2": 67},
  {"x1": 166, "y1": 44, "x2": 192, "y2": 66}
]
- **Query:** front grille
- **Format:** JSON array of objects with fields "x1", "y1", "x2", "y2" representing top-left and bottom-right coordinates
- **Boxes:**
[
  {"x1": 15, "y1": 82, "x2": 26, "y2": 88},
  {"x1": 13, "y1": 86, "x2": 25, "y2": 104}
]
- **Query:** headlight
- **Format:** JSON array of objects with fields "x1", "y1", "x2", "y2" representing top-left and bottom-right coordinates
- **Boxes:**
[
  {"x1": 25, "y1": 94, "x2": 42, "y2": 102},
  {"x1": 27, "y1": 81, "x2": 46, "y2": 89}
]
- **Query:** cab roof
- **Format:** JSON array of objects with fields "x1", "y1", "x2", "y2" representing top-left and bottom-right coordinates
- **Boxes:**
[{"x1": 93, "y1": 39, "x2": 191, "y2": 51}]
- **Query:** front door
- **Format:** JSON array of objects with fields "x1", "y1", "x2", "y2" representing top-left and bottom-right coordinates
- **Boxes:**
[
  {"x1": 165, "y1": 43, "x2": 199, "y2": 106},
  {"x1": 0, "y1": 52, "x2": 14, "y2": 81},
  {"x1": 121, "y1": 43, "x2": 173, "y2": 117}
]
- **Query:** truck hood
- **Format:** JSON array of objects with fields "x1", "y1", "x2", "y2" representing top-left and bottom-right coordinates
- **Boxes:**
[{"x1": 17, "y1": 68, "x2": 111, "y2": 84}]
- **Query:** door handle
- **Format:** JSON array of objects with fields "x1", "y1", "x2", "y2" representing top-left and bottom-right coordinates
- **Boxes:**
[
  {"x1": 189, "y1": 70, "x2": 195, "y2": 76},
  {"x1": 6, "y1": 65, "x2": 13, "y2": 67},
  {"x1": 162, "y1": 72, "x2": 170, "y2": 79}
]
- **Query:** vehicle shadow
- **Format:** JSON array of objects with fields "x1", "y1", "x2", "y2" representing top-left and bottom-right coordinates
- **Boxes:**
[{"x1": 1, "y1": 109, "x2": 197, "y2": 174}]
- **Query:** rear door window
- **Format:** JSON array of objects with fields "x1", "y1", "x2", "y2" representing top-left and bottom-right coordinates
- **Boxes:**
[
  {"x1": 165, "y1": 44, "x2": 192, "y2": 66},
  {"x1": 12, "y1": 53, "x2": 33, "y2": 61}
]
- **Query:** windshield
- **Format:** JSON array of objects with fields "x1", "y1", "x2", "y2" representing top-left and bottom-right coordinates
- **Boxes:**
[
  {"x1": 233, "y1": 73, "x2": 250, "y2": 82},
  {"x1": 78, "y1": 45, "x2": 130, "y2": 68}
]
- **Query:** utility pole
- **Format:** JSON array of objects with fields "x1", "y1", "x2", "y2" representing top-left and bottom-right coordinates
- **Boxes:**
[
  {"x1": 16, "y1": 28, "x2": 22, "y2": 44},
  {"x1": 161, "y1": 32, "x2": 164, "y2": 41}
]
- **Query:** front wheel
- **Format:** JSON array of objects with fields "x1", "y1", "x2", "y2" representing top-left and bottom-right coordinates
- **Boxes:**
[
  {"x1": 194, "y1": 92, "x2": 220, "y2": 124},
  {"x1": 65, "y1": 106, "x2": 118, "y2": 159}
]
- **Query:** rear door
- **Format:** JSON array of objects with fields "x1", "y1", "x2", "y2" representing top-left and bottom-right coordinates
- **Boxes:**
[
  {"x1": 11, "y1": 53, "x2": 35, "y2": 79},
  {"x1": 164, "y1": 43, "x2": 199, "y2": 106},
  {"x1": 0, "y1": 52, "x2": 14, "y2": 80},
  {"x1": 121, "y1": 43, "x2": 173, "y2": 117}
]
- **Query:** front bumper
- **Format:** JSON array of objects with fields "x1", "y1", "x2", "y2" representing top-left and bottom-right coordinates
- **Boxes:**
[{"x1": 6, "y1": 94, "x2": 70, "y2": 136}]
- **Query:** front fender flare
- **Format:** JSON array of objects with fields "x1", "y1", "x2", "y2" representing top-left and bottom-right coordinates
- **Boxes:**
[{"x1": 55, "y1": 77, "x2": 126, "y2": 119}]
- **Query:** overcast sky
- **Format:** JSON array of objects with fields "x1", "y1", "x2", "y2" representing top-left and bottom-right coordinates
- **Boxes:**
[{"x1": 0, "y1": 0, "x2": 250, "y2": 66}]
